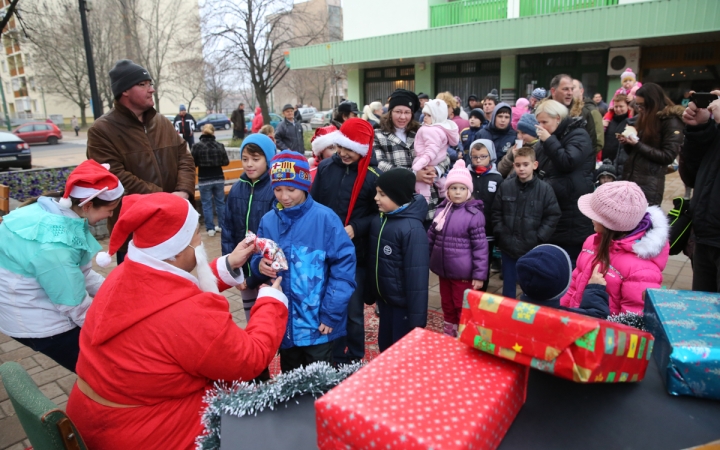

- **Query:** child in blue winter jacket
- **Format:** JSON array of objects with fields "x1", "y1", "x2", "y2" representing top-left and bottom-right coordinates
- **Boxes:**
[
  {"x1": 368, "y1": 169, "x2": 429, "y2": 352},
  {"x1": 222, "y1": 134, "x2": 277, "y2": 321},
  {"x1": 251, "y1": 150, "x2": 357, "y2": 372}
]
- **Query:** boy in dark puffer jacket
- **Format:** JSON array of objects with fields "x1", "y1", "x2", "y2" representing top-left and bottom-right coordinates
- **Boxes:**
[
  {"x1": 368, "y1": 169, "x2": 429, "y2": 352},
  {"x1": 492, "y1": 146, "x2": 561, "y2": 299},
  {"x1": 467, "y1": 139, "x2": 503, "y2": 289},
  {"x1": 222, "y1": 134, "x2": 277, "y2": 321},
  {"x1": 310, "y1": 118, "x2": 381, "y2": 364}
]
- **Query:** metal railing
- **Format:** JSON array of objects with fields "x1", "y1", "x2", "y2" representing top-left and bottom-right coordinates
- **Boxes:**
[
  {"x1": 519, "y1": 0, "x2": 619, "y2": 17},
  {"x1": 430, "y1": 0, "x2": 507, "y2": 27}
]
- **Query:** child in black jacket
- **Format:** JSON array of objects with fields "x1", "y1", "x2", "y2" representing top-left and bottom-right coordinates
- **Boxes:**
[
  {"x1": 492, "y1": 146, "x2": 561, "y2": 299},
  {"x1": 468, "y1": 138, "x2": 504, "y2": 289},
  {"x1": 368, "y1": 169, "x2": 429, "y2": 352},
  {"x1": 516, "y1": 244, "x2": 610, "y2": 319}
]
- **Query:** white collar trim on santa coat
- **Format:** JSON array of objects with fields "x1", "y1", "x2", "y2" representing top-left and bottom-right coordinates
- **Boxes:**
[{"x1": 127, "y1": 242, "x2": 200, "y2": 288}]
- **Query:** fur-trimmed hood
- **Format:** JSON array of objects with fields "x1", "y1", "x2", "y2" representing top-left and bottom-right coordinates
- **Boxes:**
[
  {"x1": 657, "y1": 104, "x2": 685, "y2": 120},
  {"x1": 622, "y1": 205, "x2": 669, "y2": 260}
]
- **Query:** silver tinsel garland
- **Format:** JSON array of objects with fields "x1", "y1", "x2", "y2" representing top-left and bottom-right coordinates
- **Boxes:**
[
  {"x1": 607, "y1": 311, "x2": 646, "y2": 331},
  {"x1": 195, "y1": 361, "x2": 363, "y2": 450}
]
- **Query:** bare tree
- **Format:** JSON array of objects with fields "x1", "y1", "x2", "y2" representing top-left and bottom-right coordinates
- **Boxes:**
[
  {"x1": 91, "y1": 1, "x2": 125, "y2": 110},
  {"x1": 167, "y1": 58, "x2": 206, "y2": 111},
  {"x1": 305, "y1": 69, "x2": 338, "y2": 111},
  {"x1": 116, "y1": 0, "x2": 195, "y2": 108},
  {"x1": 204, "y1": 0, "x2": 327, "y2": 124},
  {"x1": 0, "y1": 0, "x2": 20, "y2": 33},
  {"x1": 25, "y1": 0, "x2": 91, "y2": 125},
  {"x1": 204, "y1": 59, "x2": 227, "y2": 113},
  {"x1": 283, "y1": 69, "x2": 309, "y2": 106}
]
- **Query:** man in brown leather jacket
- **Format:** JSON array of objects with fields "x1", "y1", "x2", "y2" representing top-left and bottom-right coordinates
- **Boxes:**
[{"x1": 87, "y1": 59, "x2": 196, "y2": 263}]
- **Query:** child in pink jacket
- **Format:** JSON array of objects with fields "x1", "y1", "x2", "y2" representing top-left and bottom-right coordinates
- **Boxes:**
[
  {"x1": 413, "y1": 99, "x2": 459, "y2": 203},
  {"x1": 560, "y1": 181, "x2": 669, "y2": 315}
]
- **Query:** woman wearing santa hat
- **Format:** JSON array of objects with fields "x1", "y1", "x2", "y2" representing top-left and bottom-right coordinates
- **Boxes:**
[{"x1": 0, "y1": 160, "x2": 124, "y2": 372}]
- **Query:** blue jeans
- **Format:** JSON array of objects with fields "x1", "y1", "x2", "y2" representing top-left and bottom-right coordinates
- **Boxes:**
[
  {"x1": 501, "y1": 251, "x2": 519, "y2": 298},
  {"x1": 333, "y1": 267, "x2": 366, "y2": 363},
  {"x1": 199, "y1": 181, "x2": 226, "y2": 231}
]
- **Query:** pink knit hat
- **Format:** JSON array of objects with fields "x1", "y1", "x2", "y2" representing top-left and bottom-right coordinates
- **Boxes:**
[
  {"x1": 444, "y1": 160, "x2": 473, "y2": 195},
  {"x1": 577, "y1": 181, "x2": 647, "y2": 232}
]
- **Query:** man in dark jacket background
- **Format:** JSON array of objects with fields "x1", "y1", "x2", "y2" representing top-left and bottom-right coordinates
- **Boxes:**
[
  {"x1": 87, "y1": 60, "x2": 195, "y2": 265},
  {"x1": 275, "y1": 104, "x2": 305, "y2": 152},
  {"x1": 680, "y1": 90, "x2": 720, "y2": 292},
  {"x1": 173, "y1": 104, "x2": 197, "y2": 147},
  {"x1": 551, "y1": 74, "x2": 599, "y2": 155},
  {"x1": 230, "y1": 103, "x2": 246, "y2": 140}
]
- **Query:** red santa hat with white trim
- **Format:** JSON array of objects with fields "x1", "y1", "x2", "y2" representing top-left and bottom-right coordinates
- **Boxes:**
[
  {"x1": 310, "y1": 118, "x2": 375, "y2": 225},
  {"x1": 58, "y1": 160, "x2": 124, "y2": 209},
  {"x1": 95, "y1": 192, "x2": 199, "y2": 267},
  {"x1": 311, "y1": 120, "x2": 371, "y2": 158}
]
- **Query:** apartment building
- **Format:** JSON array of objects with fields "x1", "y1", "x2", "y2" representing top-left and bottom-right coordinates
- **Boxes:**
[
  {"x1": 0, "y1": 0, "x2": 205, "y2": 125},
  {"x1": 288, "y1": 0, "x2": 720, "y2": 107}
]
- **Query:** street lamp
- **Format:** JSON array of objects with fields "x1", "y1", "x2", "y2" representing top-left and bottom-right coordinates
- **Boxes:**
[{"x1": 78, "y1": 0, "x2": 103, "y2": 120}]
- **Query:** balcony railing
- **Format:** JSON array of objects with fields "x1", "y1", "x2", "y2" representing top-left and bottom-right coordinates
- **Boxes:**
[
  {"x1": 430, "y1": 0, "x2": 507, "y2": 28},
  {"x1": 430, "y1": 0, "x2": 620, "y2": 27},
  {"x1": 519, "y1": 0, "x2": 619, "y2": 17}
]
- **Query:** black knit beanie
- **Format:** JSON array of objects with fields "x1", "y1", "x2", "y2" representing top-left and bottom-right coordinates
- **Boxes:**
[
  {"x1": 388, "y1": 89, "x2": 420, "y2": 114},
  {"x1": 377, "y1": 168, "x2": 415, "y2": 207},
  {"x1": 110, "y1": 60, "x2": 152, "y2": 97}
]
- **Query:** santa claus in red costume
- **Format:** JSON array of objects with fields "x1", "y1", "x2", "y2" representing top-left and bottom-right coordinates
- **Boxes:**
[{"x1": 66, "y1": 192, "x2": 288, "y2": 449}]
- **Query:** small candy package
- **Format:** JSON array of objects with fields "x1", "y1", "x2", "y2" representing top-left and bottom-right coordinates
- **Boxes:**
[{"x1": 244, "y1": 231, "x2": 288, "y2": 271}]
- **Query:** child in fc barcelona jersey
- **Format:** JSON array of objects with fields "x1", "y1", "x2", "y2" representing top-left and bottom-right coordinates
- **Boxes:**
[{"x1": 250, "y1": 150, "x2": 357, "y2": 373}]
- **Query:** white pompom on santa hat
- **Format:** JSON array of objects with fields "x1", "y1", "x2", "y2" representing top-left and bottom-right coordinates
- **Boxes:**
[
  {"x1": 95, "y1": 192, "x2": 199, "y2": 267},
  {"x1": 58, "y1": 160, "x2": 124, "y2": 209}
]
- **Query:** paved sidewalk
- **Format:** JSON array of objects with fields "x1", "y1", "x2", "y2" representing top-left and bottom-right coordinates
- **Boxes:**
[{"x1": 0, "y1": 172, "x2": 694, "y2": 449}]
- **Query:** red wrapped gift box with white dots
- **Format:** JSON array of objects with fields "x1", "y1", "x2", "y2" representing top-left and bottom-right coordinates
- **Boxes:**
[{"x1": 315, "y1": 328, "x2": 528, "y2": 450}]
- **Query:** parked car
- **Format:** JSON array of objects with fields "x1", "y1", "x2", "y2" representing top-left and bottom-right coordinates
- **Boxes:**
[
  {"x1": 12, "y1": 122, "x2": 63, "y2": 145},
  {"x1": 163, "y1": 114, "x2": 175, "y2": 123},
  {"x1": 0, "y1": 132, "x2": 31, "y2": 170},
  {"x1": 245, "y1": 113, "x2": 283, "y2": 131},
  {"x1": 299, "y1": 107, "x2": 318, "y2": 123},
  {"x1": 195, "y1": 113, "x2": 232, "y2": 131},
  {"x1": 310, "y1": 111, "x2": 332, "y2": 129}
]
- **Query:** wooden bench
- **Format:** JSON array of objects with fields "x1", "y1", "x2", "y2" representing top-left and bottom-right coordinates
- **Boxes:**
[
  {"x1": 0, "y1": 184, "x2": 9, "y2": 216},
  {"x1": 194, "y1": 160, "x2": 244, "y2": 202}
]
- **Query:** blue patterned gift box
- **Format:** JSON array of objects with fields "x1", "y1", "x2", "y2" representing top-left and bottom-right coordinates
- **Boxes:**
[{"x1": 644, "y1": 289, "x2": 720, "y2": 400}]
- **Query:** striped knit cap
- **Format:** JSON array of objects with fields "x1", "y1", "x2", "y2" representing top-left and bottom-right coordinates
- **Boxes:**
[{"x1": 270, "y1": 150, "x2": 311, "y2": 192}]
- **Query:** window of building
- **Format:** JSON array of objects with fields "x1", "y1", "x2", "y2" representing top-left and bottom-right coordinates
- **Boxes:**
[
  {"x1": 641, "y1": 42, "x2": 720, "y2": 103},
  {"x1": 364, "y1": 66, "x2": 415, "y2": 105},
  {"x1": 435, "y1": 59, "x2": 501, "y2": 106},
  {"x1": 517, "y1": 50, "x2": 607, "y2": 99}
]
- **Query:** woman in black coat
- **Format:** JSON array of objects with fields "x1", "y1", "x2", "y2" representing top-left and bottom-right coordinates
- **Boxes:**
[
  {"x1": 618, "y1": 83, "x2": 684, "y2": 206},
  {"x1": 534, "y1": 99, "x2": 596, "y2": 266}
]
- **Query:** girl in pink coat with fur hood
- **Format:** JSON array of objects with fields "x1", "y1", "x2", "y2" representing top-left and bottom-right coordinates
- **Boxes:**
[
  {"x1": 560, "y1": 181, "x2": 669, "y2": 315},
  {"x1": 413, "y1": 99, "x2": 459, "y2": 203}
]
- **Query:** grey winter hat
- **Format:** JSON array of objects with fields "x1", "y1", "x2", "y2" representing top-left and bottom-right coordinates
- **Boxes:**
[
  {"x1": 282, "y1": 104, "x2": 294, "y2": 111},
  {"x1": 109, "y1": 59, "x2": 151, "y2": 97}
]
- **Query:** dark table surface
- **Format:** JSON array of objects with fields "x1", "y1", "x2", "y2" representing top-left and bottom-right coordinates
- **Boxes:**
[{"x1": 221, "y1": 359, "x2": 719, "y2": 450}]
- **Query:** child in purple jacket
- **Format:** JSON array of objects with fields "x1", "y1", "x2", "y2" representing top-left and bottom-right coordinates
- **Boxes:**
[{"x1": 428, "y1": 160, "x2": 488, "y2": 337}]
